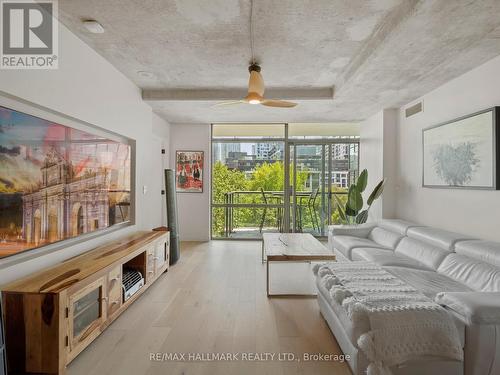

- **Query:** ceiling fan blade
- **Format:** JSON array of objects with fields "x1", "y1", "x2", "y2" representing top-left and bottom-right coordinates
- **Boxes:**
[
  {"x1": 248, "y1": 71, "x2": 265, "y2": 96},
  {"x1": 261, "y1": 99, "x2": 298, "y2": 108},
  {"x1": 212, "y1": 100, "x2": 246, "y2": 107}
]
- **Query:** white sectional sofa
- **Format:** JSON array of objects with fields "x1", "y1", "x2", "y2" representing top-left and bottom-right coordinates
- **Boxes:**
[{"x1": 320, "y1": 220, "x2": 500, "y2": 375}]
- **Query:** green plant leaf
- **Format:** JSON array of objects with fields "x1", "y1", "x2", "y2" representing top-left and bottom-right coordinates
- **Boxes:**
[
  {"x1": 345, "y1": 204, "x2": 357, "y2": 217},
  {"x1": 357, "y1": 169, "x2": 368, "y2": 192},
  {"x1": 367, "y1": 179, "x2": 386, "y2": 206},
  {"x1": 356, "y1": 210, "x2": 369, "y2": 224},
  {"x1": 333, "y1": 194, "x2": 347, "y2": 223},
  {"x1": 347, "y1": 184, "x2": 363, "y2": 212}
]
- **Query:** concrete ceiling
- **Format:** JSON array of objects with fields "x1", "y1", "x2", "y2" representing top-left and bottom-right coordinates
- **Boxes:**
[{"x1": 58, "y1": 0, "x2": 500, "y2": 123}]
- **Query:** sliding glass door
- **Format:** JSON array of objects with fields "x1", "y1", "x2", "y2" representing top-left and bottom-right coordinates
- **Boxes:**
[
  {"x1": 288, "y1": 141, "x2": 359, "y2": 235},
  {"x1": 211, "y1": 124, "x2": 286, "y2": 239},
  {"x1": 289, "y1": 144, "x2": 326, "y2": 235}
]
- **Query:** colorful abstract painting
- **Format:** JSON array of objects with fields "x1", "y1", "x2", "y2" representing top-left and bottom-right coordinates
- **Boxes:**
[
  {"x1": 0, "y1": 106, "x2": 132, "y2": 258},
  {"x1": 176, "y1": 151, "x2": 203, "y2": 193}
]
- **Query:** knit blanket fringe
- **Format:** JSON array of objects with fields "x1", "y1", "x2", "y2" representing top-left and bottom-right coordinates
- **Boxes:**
[{"x1": 314, "y1": 262, "x2": 463, "y2": 375}]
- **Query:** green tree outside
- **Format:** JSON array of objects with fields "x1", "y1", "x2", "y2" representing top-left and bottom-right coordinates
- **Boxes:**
[{"x1": 211, "y1": 160, "x2": 347, "y2": 236}]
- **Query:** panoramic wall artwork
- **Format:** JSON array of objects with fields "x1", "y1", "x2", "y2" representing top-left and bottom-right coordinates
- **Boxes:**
[
  {"x1": 423, "y1": 108, "x2": 498, "y2": 189},
  {"x1": 0, "y1": 106, "x2": 132, "y2": 258},
  {"x1": 176, "y1": 151, "x2": 203, "y2": 193}
]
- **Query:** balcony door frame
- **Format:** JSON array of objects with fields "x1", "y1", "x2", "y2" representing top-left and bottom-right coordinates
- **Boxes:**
[{"x1": 210, "y1": 123, "x2": 359, "y2": 239}]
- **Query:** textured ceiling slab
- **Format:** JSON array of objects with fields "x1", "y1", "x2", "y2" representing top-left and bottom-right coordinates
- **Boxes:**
[{"x1": 58, "y1": 0, "x2": 500, "y2": 123}]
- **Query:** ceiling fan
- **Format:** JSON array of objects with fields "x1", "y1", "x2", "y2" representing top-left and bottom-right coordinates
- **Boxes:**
[
  {"x1": 214, "y1": 64, "x2": 297, "y2": 108},
  {"x1": 214, "y1": 0, "x2": 297, "y2": 109}
]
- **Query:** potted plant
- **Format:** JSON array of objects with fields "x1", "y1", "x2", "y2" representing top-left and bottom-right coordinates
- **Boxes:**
[{"x1": 334, "y1": 169, "x2": 385, "y2": 224}]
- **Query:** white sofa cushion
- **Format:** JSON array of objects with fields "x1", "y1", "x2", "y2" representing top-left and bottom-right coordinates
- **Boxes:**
[
  {"x1": 351, "y1": 248, "x2": 432, "y2": 270},
  {"x1": 454, "y1": 240, "x2": 500, "y2": 268},
  {"x1": 394, "y1": 237, "x2": 450, "y2": 270},
  {"x1": 331, "y1": 235, "x2": 390, "y2": 259},
  {"x1": 367, "y1": 227, "x2": 403, "y2": 249},
  {"x1": 407, "y1": 226, "x2": 473, "y2": 251},
  {"x1": 328, "y1": 223, "x2": 375, "y2": 238},
  {"x1": 378, "y1": 219, "x2": 421, "y2": 235},
  {"x1": 437, "y1": 253, "x2": 500, "y2": 292},
  {"x1": 386, "y1": 266, "x2": 472, "y2": 299},
  {"x1": 435, "y1": 292, "x2": 500, "y2": 325}
]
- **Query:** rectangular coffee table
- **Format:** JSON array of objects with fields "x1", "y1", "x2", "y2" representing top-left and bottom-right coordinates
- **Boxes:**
[{"x1": 262, "y1": 233, "x2": 336, "y2": 297}]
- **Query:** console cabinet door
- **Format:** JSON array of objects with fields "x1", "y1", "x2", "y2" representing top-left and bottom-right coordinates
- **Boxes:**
[
  {"x1": 154, "y1": 238, "x2": 168, "y2": 273},
  {"x1": 165, "y1": 236, "x2": 170, "y2": 267},
  {"x1": 146, "y1": 245, "x2": 156, "y2": 282},
  {"x1": 67, "y1": 277, "x2": 107, "y2": 354},
  {"x1": 107, "y1": 266, "x2": 122, "y2": 317}
]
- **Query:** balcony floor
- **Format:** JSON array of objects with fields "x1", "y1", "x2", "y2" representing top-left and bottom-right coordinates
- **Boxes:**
[{"x1": 223, "y1": 227, "x2": 324, "y2": 239}]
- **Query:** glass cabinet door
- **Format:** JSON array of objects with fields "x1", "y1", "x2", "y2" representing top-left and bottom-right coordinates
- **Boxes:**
[{"x1": 68, "y1": 277, "x2": 106, "y2": 352}]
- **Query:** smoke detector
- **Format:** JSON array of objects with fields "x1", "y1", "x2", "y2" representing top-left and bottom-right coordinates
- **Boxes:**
[
  {"x1": 83, "y1": 20, "x2": 105, "y2": 34},
  {"x1": 137, "y1": 71, "x2": 156, "y2": 79}
]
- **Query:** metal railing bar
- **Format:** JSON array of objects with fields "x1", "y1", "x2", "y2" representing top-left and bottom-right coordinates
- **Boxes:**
[{"x1": 212, "y1": 204, "x2": 284, "y2": 208}]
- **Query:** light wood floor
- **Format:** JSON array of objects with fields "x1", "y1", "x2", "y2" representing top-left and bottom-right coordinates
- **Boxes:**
[{"x1": 67, "y1": 241, "x2": 351, "y2": 375}]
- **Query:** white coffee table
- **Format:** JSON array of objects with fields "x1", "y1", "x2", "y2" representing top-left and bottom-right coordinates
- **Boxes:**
[{"x1": 262, "y1": 233, "x2": 336, "y2": 297}]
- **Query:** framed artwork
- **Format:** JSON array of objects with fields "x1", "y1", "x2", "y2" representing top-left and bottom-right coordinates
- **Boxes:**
[
  {"x1": 0, "y1": 105, "x2": 133, "y2": 259},
  {"x1": 423, "y1": 107, "x2": 499, "y2": 189},
  {"x1": 176, "y1": 151, "x2": 204, "y2": 193}
]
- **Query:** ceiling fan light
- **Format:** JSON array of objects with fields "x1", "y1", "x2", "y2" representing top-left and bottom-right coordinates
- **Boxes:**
[{"x1": 246, "y1": 91, "x2": 262, "y2": 104}]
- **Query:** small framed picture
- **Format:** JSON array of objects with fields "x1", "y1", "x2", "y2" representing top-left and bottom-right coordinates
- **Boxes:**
[{"x1": 175, "y1": 151, "x2": 204, "y2": 193}]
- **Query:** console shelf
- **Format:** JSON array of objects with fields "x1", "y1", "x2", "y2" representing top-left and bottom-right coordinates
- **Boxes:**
[{"x1": 1, "y1": 230, "x2": 169, "y2": 375}]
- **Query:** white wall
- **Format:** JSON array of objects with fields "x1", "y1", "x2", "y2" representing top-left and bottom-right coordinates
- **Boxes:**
[
  {"x1": 0, "y1": 23, "x2": 170, "y2": 284},
  {"x1": 169, "y1": 123, "x2": 211, "y2": 241},
  {"x1": 396, "y1": 54, "x2": 500, "y2": 241},
  {"x1": 383, "y1": 109, "x2": 398, "y2": 219},
  {"x1": 152, "y1": 113, "x2": 171, "y2": 226},
  {"x1": 360, "y1": 111, "x2": 384, "y2": 221},
  {"x1": 360, "y1": 109, "x2": 398, "y2": 221}
]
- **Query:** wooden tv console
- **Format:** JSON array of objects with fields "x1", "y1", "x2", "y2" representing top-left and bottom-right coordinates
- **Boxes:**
[{"x1": 1, "y1": 230, "x2": 170, "y2": 375}]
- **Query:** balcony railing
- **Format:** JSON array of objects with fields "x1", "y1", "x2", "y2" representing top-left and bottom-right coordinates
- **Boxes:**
[{"x1": 211, "y1": 190, "x2": 348, "y2": 239}]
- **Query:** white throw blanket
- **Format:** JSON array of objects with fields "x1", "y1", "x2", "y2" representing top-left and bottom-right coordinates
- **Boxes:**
[{"x1": 314, "y1": 262, "x2": 463, "y2": 375}]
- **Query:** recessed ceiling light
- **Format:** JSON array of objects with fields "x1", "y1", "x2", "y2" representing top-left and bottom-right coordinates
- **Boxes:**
[
  {"x1": 137, "y1": 71, "x2": 155, "y2": 79},
  {"x1": 83, "y1": 20, "x2": 105, "y2": 34}
]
